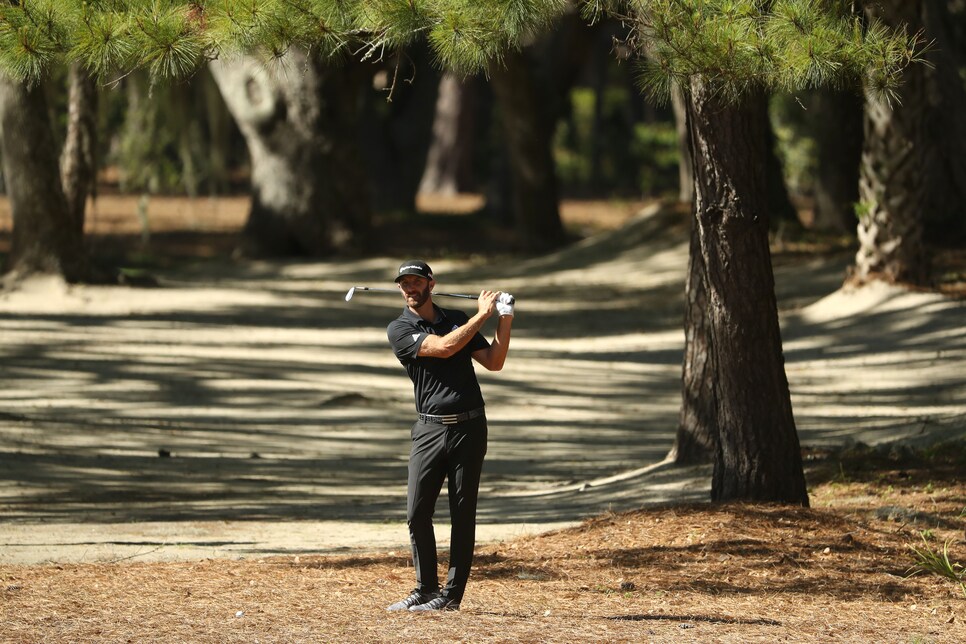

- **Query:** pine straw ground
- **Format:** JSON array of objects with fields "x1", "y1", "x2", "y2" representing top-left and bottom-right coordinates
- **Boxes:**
[{"x1": 1, "y1": 446, "x2": 964, "y2": 643}]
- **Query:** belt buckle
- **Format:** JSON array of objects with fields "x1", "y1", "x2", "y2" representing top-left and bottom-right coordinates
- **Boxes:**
[{"x1": 441, "y1": 414, "x2": 459, "y2": 425}]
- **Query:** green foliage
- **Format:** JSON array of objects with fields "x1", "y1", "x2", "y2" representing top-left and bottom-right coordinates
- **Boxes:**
[
  {"x1": 853, "y1": 198, "x2": 874, "y2": 222},
  {"x1": 606, "y1": 0, "x2": 922, "y2": 103},
  {"x1": 117, "y1": 77, "x2": 183, "y2": 194},
  {"x1": 71, "y1": 5, "x2": 137, "y2": 76},
  {"x1": 0, "y1": 0, "x2": 921, "y2": 103},
  {"x1": 133, "y1": 2, "x2": 207, "y2": 78},
  {"x1": 111, "y1": 70, "x2": 229, "y2": 196},
  {"x1": 0, "y1": 1, "x2": 569, "y2": 83},
  {"x1": 631, "y1": 120, "x2": 678, "y2": 196},
  {"x1": 0, "y1": 0, "x2": 72, "y2": 84},
  {"x1": 554, "y1": 86, "x2": 678, "y2": 197},
  {"x1": 907, "y1": 532, "x2": 966, "y2": 598},
  {"x1": 770, "y1": 93, "x2": 816, "y2": 196},
  {"x1": 358, "y1": 0, "x2": 568, "y2": 76}
]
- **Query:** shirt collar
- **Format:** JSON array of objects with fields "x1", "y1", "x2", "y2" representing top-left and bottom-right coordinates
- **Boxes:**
[{"x1": 402, "y1": 304, "x2": 445, "y2": 325}]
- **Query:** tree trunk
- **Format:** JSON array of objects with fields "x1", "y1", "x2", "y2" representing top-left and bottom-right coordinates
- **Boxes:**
[
  {"x1": 854, "y1": 0, "x2": 929, "y2": 284},
  {"x1": 809, "y1": 89, "x2": 863, "y2": 233},
  {"x1": 59, "y1": 61, "x2": 98, "y2": 234},
  {"x1": 765, "y1": 113, "x2": 798, "y2": 224},
  {"x1": 208, "y1": 49, "x2": 370, "y2": 257},
  {"x1": 202, "y1": 68, "x2": 233, "y2": 195},
  {"x1": 922, "y1": 0, "x2": 966, "y2": 241},
  {"x1": 588, "y1": 35, "x2": 608, "y2": 194},
  {"x1": 0, "y1": 76, "x2": 88, "y2": 283},
  {"x1": 489, "y1": 47, "x2": 566, "y2": 252},
  {"x1": 669, "y1": 91, "x2": 713, "y2": 464},
  {"x1": 668, "y1": 217, "x2": 717, "y2": 464},
  {"x1": 686, "y1": 80, "x2": 808, "y2": 506},
  {"x1": 418, "y1": 72, "x2": 479, "y2": 196},
  {"x1": 172, "y1": 81, "x2": 202, "y2": 198},
  {"x1": 362, "y1": 43, "x2": 440, "y2": 211}
]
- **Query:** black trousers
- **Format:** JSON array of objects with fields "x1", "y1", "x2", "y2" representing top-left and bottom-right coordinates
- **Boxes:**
[{"x1": 407, "y1": 415, "x2": 487, "y2": 602}]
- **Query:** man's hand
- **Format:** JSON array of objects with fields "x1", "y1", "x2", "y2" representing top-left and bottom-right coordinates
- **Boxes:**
[
  {"x1": 496, "y1": 292, "x2": 515, "y2": 318},
  {"x1": 477, "y1": 290, "x2": 499, "y2": 319}
]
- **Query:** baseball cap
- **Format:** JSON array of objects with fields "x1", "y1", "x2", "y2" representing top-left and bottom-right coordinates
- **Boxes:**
[{"x1": 394, "y1": 260, "x2": 434, "y2": 282}]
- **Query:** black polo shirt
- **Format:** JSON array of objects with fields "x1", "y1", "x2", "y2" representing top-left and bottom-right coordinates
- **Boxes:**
[{"x1": 387, "y1": 304, "x2": 490, "y2": 415}]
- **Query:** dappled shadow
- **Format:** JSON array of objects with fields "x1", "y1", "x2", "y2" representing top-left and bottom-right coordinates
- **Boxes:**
[
  {"x1": 1, "y1": 205, "x2": 964, "y2": 551},
  {"x1": 471, "y1": 503, "x2": 933, "y2": 604}
]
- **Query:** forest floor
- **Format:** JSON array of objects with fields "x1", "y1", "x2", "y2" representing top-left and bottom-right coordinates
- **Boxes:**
[{"x1": 0, "y1": 193, "x2": 965, "y2": 642}]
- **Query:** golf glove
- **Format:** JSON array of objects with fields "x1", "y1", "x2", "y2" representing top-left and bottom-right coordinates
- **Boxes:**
[{"x1": 496, "y1": 292, "x2": 515, "y2": 317}]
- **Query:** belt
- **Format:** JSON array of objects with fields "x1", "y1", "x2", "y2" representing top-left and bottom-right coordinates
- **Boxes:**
[{"x1": 418, "y1": 407, "x2": 485, "y2": 425}]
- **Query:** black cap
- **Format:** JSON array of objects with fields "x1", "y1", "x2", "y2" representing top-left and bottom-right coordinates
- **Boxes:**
[{"x1": 394, "y1": 260, "x2": 434, "y2": 282}]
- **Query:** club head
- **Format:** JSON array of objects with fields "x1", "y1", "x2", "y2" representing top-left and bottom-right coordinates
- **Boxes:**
[{"x1": 345, "y1": 287, "x2": 355, "y2": 302}]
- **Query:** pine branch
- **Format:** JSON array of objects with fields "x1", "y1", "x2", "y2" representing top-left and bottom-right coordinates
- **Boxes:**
[
  {"x1": 0, "y1": 0, "x2": 922, "y2": 93},
  {"x1": 591, "y1": 0, "x2": 922, "y2": 103}
]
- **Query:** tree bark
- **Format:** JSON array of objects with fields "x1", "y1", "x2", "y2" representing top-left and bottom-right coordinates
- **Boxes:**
[
  {"x1": 59, "y1": 61, "x2": 98, "y2": 235},
  {"x1": 418, "y1": 72, "x2": 479, "y2": 196},
  {"x1": 668, "y1": 91, "x2": 713, "y2": 465},
  {"x1": 209, "y1": 49, "x2": 370, "y2": 257},
  {"x1": 854, "y1": 0, "x2": 929, "y2": 284},
  {"x1": 668, "y1": 217, "x2": 717, "y2": 464},
  {"x1": 0, "y1": 76, "x2": 89, "y2": 283},
  {"x1": 686, "y1": 80, "x2": 808, "y2": 505},
  {"x1": 489, "y1": 47, "x2": 566, "y2": 252},
  {"x1": 809, "y1": 89, "x2": 863, "y2": 233}
]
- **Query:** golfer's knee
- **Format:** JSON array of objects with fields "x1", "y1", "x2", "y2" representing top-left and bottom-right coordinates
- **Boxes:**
[{"x1": 407, "y1": 509, "x2": 433, "y2": 528}]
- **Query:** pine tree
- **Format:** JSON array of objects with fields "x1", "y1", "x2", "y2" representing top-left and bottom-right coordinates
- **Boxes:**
[{"x1": 588, "y1": 1, "x2": 919, "y2": 504}]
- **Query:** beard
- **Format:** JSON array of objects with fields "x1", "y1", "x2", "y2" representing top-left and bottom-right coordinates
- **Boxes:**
[{"x1": 404, "y1": 283, "x2": 432, "y2": 309}]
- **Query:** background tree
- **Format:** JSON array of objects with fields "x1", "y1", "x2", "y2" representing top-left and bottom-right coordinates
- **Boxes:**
[
  {"x1": 361, "y1": 43, "x2": 441, "y2": 213},
  {"x1": 0, "y1": 76, "x2": 89, "y2": 283},
  {"x1": 809, "y1": 88, "x2": 864, "y2": 233},
  {"x1": 209, "y1": 50, "x2": 371, "y2": 256},
  {"x1": 60, "y1": 61, "x2": 98, "y2": 234},
  {"x1": 854, "y1": 0, "x2": 931, "y2": 285},
  {"x1": 853, "y1": 0, "x2": 966, "y2": 284},
  {"x1": 488, "y1": 43, "x2": 567, "y2": 250},
  {"x1": 605, "y1": 1, "x2": 917, "y2": 503},
  {"x1": 921, "y1": 0, "x2": 966, "y2": 242},
  {"x1": 418, "y1": 71, "x2": 480, "y2": 196}
]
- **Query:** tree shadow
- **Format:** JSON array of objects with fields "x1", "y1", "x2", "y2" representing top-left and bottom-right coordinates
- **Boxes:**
[{"x1": 0, "y1": 208, "x2": 963, "y2": 539}]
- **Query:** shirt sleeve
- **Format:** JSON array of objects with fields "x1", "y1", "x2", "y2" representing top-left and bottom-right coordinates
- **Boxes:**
[
  {"x1": 451, "y1": 310, "x2": 489, "y2": 353},
  {"x1": 468, "y1": 330, "x2": 490, "y2": 353},
  {"x1": 387, "y1": 319, "x2": 425, "y2": 364}
]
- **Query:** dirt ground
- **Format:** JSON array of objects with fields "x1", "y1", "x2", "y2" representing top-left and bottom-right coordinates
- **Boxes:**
[{"x1": 1, "y1": 194, "x2": 965, "y2": 641}]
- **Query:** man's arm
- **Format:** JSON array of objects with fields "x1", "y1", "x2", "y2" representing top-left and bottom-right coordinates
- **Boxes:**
[
  {"x1": 418, "y1": 290, "x2": 499, "y2": 358},
  {"x1": 472, "y1": 315, "x2": 512, "y2": 371}
]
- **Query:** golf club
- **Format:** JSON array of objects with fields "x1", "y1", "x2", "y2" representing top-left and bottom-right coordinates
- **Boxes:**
[{"x1": 345, "y1": 286, "x2": 477, "y2": 302}]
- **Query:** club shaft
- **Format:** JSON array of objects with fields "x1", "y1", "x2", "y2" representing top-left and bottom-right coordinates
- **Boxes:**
[{"x1": 350, "y1": 286, "x2": 476, "y2": 300}]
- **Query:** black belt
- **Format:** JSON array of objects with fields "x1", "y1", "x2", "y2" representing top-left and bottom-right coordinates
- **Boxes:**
[{"x1": 418, "y1": 407, "x2": 485, "y2": 425}]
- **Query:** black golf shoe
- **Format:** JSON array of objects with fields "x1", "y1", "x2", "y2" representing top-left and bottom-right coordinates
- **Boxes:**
[
  {"x1": 409, "y1": 596, "x2": 460, "y2": 612},
  {"x1": 387, "y1": 589, "x2": 438, "y2": 611}
]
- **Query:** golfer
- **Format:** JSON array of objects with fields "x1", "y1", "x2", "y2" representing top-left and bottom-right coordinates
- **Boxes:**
[{"x1": 385, "y1": 260, "x2": 514, "y2": 612}]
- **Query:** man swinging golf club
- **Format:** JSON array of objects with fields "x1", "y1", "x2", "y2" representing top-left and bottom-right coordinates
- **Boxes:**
[{"x1": 385, "y1": 259, "x2": 515, "y2": 612}]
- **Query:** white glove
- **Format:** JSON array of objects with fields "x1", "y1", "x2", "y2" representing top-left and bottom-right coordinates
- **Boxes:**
[{"x1": 496, "y1": 292, "x2": 515, "y2": 317}]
